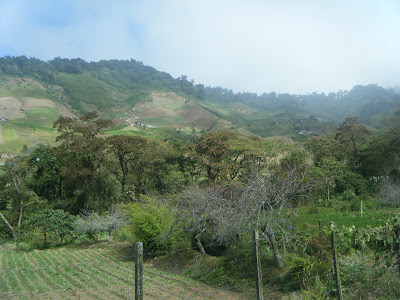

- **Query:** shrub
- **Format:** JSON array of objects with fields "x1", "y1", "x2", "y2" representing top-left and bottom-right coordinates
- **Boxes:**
[
  {"x1": 377, "y1": 179, "x2": 400, "y2": 206},
  {"x1": 125, "y1": 197, "x2": 179, "y2": 254},
  {"x1": 73, "y1": 205, "x2": 127, "y2": 240},
  {"x1": 335, "y1": 170, "x2": 368, "y2": 195}
]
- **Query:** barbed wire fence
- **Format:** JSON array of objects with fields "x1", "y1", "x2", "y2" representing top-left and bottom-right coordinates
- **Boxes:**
[{"x1": 128, "y1": 219, "x2": 400, "y2": 300}]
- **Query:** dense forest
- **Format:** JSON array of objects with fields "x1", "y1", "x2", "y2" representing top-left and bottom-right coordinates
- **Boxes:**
[{"x1": 1, "y1": 56, "x2": 400, "y2": 298}]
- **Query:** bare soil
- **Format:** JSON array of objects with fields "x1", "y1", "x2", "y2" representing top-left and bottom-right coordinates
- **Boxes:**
[
  {"x1": 131, "y1": 92, "x2": 220, "y2": 129},
  {"x1": 0, "y1": 97, "x2": 75, "y2": 120}
]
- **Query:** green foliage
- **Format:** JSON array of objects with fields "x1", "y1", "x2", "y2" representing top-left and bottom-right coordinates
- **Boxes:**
[
  {"x1": 295, "y1": 205, "x2": 391, "y2": 230},
  {"x1": 25, "y1": 107, "x2": 61, "y2": 122},
  {"x1": 125, "y1": 197, "x2": 178, "y2": 253},
  {"x1": 27, "y1": 144, "x2": 60, "y2": 201},
  {"x1": 280, "y1": 254, "x2": 330, "y2": 291},
  {"x1": 335, "y1": 170, "x2": 368, "y2": 195},
  {"x1": 22, "y1": 209, "x2": 74, "y2": 247},
  {"x1": 57, "y1": 73, "x2": 114, "y2": 111}
]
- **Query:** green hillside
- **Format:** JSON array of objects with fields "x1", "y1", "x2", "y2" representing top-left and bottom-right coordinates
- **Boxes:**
[{"x1": 0, "y1": 56, "x2": 398, "y2": 155}]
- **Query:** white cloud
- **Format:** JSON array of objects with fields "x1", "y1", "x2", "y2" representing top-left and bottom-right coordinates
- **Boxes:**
[{"x1": 0, "y1": 0, "x2": 399, "y2": 94}]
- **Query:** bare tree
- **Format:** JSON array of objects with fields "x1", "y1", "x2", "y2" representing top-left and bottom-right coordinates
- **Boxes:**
[
  {"x1": 377, "y1": 179, "x2": 400, "y2": 205},
  {"x1": 176, "y1": 157, "x2": 312, "y2": 266},
  {"x1": 177, "y1": 185, "x2": 239, "y2": 254},
  {"x1": 236, "y1": 163, "x2": 312, "y2": 268},
  {"x1": 73, "y1": 205, "x2": 128, "y2": 240}
]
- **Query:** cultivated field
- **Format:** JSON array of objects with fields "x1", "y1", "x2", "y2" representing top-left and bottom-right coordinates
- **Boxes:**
[
  {"x1": 132, "y1": 92, "x2": 220, "y2": 130},
  {"x1": 0, "y1": 243, "x2": 245, "y2": 300}
]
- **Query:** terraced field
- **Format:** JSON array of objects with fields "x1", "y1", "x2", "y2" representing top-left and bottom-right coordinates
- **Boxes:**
[{"x1": 0, "y1": 244, "x2": 244, "y2": 299}]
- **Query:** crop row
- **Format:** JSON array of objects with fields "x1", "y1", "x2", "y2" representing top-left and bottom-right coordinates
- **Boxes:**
[{"x1": 0, "y1": 246, "x2": 231, "y2": 299}]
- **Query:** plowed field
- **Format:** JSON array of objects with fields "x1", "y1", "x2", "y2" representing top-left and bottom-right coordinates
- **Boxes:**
[{"x1": 0, "y1": 245, "x2": 245, "y2": 299}]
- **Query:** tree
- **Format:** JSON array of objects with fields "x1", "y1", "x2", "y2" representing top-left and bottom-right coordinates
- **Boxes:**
[
  {"x1": 176, "y1": 185, "x2": 239, "y2": 254},
  {"x1": 107, "y1": 135, "x2": 139, "y2": 194},
  {"x1": 358, "y1": 122, "x2": 400, "y2": 178},
  {"x1": 305, "y1": 137, "x2": 345, "y2": 164},
  {"x1": 335, "y1": 116, "x2": 371, "y2": 171},
  {"x1": 27, "y1": 145, "x2": 61, "y2": 202},
  {"x1": 23, "y1": 209, "x2": 74, "y2": 246},
  {"x1": 187, "y1": 131, "x2": 250, "y2": 183},
  {"x1": 178, "y1": 75, "x2": 195, "y2": 95},
  {"x1": 196, "y1": 84, "x2": 205, "y2": 100},
  {"x1": 107, "y1": 136, "x2": 179, "y2": 196},
  {"x1": 0, "y1": 156, "x2": 45, "y2": 240},
  {"x1": 53, "y1": 112, "x2": 113, "y2": 212},
  {"x1": 311, "y1": 157, "x2": 345, "y2": 202},
  {"x1": 235, "y1": 162, "x2": 312, "y2": 268}
]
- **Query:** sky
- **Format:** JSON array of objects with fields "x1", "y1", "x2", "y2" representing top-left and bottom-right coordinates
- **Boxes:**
[{"x1": 0, "y1": 0, "x2": 399, "y2": 94}]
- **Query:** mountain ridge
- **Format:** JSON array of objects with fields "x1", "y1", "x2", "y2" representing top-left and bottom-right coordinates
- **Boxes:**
[{"x1": 0, "y1": 55, "x2": 399, "y2": 154}]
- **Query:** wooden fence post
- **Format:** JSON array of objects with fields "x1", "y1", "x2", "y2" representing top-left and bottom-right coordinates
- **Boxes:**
[
  {"x1": 394, "y1": 225, "x2": 400, "y2": 279},
  {"x1": 253, "y1": 230, "x2": 264, "y2": 300},
  {"x1": 135, "y1": 242, "x2": 143, "y2": 300},
  {"x1": 319, "y1": 219, "x2": 322, "y2": 261},
  {"x1": 330, "y1": 222, "x2": 343, "y2": 300}
]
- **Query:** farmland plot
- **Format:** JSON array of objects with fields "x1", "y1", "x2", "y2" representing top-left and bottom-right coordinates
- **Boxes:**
[{"x1": 0, "y1": 245, "x2": 244, "y2": 299}]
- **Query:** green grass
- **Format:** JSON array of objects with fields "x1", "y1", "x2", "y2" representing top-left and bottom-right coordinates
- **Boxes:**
[
  {"x1": 294, "y1": 205, "x2": 397, "y2": 232},
  {"x1": 0, "y1": 108, "x2": 60, "y2": 154},
  {"x1": 142, "y1": 115, "x2": 184, "y2": 125},
  {"x1": 104, "y1": 124, "x2": 128, "y2": 132},
  {"x1": 106, "y1": 127, "x2": 152, "y2": 138},
  {"x1": 0, "y1": 85, "x2": 57, "y2": 101},
  {"x1": 11, "y1": 108, "x2": 60, "y2": 129},
  {"x1": 25, "y1": 107, "x2": 61, "y2": 122},
  {"x1": 56, "y1": 73, "x2": 116, "y2": 111},
  {"x1": 0, "y1": 122, "x2": 58, "y2": 153}
]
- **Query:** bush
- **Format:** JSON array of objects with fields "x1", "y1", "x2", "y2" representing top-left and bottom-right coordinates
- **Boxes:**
[
  {"x1": 73, "y1": 205, "x2": 127, "y2": 240},
  {"x1": 335, "y1": 170, "x2": 368, "y2": 196},
  {"x1": 125, "y1": 197, "x2": 179, "y2": 254},
  {"x1": 17, "y1": 242, "x2": 33, "y2": 251},
  {"x1": 377, "y1": 179, "x2": 400, "y2": 206},
  {"x1": 282, "y1": 254, "x2": 330, "y2": 291},
  {"x1": 339, "y1": 253, "x2": 400, "y2": 299}
]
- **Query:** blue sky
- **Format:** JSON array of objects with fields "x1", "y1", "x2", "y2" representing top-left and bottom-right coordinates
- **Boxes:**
[{"x1": 0, "y1": 0, "x2": 399, "y2": 94}]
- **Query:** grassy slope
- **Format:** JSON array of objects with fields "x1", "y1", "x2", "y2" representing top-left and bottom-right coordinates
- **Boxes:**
[
  {"x1": 0, "y1": 109, "x2": 59, "y2": 154},
  {"x1": 0, "y1": 242, "x2": 245, "y2": 300}
]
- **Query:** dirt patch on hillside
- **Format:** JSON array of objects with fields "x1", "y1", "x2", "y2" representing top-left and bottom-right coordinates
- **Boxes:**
[
  {"x1": 210, "y1": 119, "x2": 233, "y2": 132},
  {"x1": 151, "y1": 92, "x2": 186, "y2": 104},
  {"x1": 178, "y1": 100, "x2": 218, "y2": 124},
  {"x1": 0, "y1": 97, "x2": 25, "y2": 119},
  {"x1": 136, "y1": 106, "x2": 175, "y2": 118},
  {"x1": 0, "y1": 97, "x2": 75, "y2": 120},
  {"x1": 132, "y1": 92, "x2": 220, "y2": 129},
  {"x1": 4, "y1": 77, "x2": 46, "y2": 90},
  {"x1": 21, "y1": 97, "x2": 75, "y2": 118}
]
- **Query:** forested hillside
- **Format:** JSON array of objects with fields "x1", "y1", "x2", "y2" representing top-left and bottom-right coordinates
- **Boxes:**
[{"x1": 0, "y1": 56, "x2": 399, "y2": 143}]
